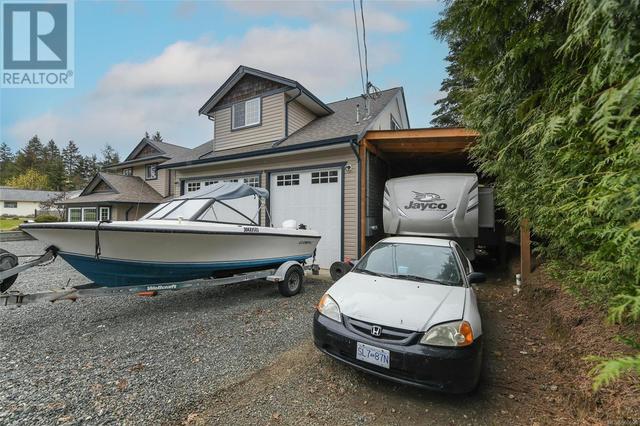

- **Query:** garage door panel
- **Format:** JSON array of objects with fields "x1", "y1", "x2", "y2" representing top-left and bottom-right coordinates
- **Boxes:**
[{"x1": 270, "y1": 168, "x2": 341, "y2": 268}]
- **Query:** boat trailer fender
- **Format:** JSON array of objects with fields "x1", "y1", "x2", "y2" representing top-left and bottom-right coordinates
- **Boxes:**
[{"x1": 266, "y1": 261, "x2": 303, "y2": 282}]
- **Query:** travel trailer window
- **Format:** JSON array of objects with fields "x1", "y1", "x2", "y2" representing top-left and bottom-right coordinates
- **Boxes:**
[
  {"x1": 353, "y1": 243, "x2": 462, "y2": 286},
  {"x1": 149, "y1": 200, "x2": 183, "y2": 219}
]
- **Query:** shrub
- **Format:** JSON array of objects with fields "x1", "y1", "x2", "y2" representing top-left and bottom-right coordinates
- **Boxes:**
[{"x1": 34, "y1": 214, "x2": 61, "y2": 223}]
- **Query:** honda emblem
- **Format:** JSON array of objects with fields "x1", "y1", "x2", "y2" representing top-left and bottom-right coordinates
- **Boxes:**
[{"x1": 371, "y1": 325, "x2": 382, "y2": 337}]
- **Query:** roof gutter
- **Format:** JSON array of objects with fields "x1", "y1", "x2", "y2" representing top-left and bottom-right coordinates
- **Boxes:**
[{"x1": 159, "y1": 135, "x2": 358, "y2": 170}]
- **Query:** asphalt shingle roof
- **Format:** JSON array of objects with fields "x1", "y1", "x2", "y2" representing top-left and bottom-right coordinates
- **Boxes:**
[
  {"x1": 63, "y1": 173, "x2": 164, "y2": 204},
  {"x1": 160, "y1": 87, "x2": 402, "y2": 167},
  {"x1": 0, "y1": 187, "x2": 62, "y2": 202}
]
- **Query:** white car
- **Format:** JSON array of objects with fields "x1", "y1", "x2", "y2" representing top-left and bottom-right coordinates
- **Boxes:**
[{"x1": 313, "y1": 236, "x2": 485, "y2": 393}]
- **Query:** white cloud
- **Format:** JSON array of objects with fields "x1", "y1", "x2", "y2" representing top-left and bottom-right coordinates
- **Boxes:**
[
  {"x1": 9, "y1": 23, "x2": 398, "y2": 155},
  {"x1": 224, "y1": 0, "x2": 408, "y2": 33}
]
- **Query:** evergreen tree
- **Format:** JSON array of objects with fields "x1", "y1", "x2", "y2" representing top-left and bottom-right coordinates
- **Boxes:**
[
  {"x1": 144, "y1": 131, "x2": 150, "y2": 139},
  {"x1": 44, "y1": 140, "x2": 65, "y2": 190},
  {"x1": 0, "y1": 142, "x2": 16, "y2": 184},
  {"x1": 15, "y1": 135, "x2": 45, "y2": 171},
  {"x1": 61, "y1": 140, "x2": 81, "y2": 184},
  {"x1": 100, "y1": 143, "x2": 120, "y2": 167},
  {"x1": 430, "y1": 41, "x2": 474, "y2": 127},
  {"x1": 84, "y1": 154, "x2": 99, "y2": 180},
  {"x1": 151, "y1": 131, "x2": 163, "y2": 142}
]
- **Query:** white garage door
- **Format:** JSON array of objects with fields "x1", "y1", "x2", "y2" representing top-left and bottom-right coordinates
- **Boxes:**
[{"x1": 270, "y1": 168, "x2": 341, "y2": 268}]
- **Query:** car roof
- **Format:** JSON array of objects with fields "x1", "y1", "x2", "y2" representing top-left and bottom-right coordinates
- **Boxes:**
[{"x1": 378, "y1": 236, "x2": 453, "y2": 247}]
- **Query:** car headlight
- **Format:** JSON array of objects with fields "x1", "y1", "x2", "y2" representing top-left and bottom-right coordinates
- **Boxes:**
[
  {"x1": 317, "y1": 293, "x2": 342, "y2": 323},
  {"x1": 420, "y1": 320, "x2": 474, "y2": 347}
]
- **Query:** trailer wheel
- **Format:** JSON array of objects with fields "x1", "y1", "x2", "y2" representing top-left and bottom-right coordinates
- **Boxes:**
[
  {"x1": 0, "y1": 249, "x2": 19, "y2": 293},
  {"x1": 278, "y1": 265, "x2": 304, "y2": 297}
]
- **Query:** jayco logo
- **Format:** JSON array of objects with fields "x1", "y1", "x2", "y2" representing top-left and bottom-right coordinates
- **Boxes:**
[
  {"x1": 404, "y1": 191, "x2": 448, "y2": 211},
  {"x1": 2, "y1": 1, "x2": 74, "y2": 88}
]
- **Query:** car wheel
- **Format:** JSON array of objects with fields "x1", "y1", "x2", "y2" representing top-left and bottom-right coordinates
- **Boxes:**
[
  {"x1": 0, "y1": 249, "x2": 19, "y2": 293},
  {"x1": 278, "y1": 265, "x2": 304, "y2": 297}
]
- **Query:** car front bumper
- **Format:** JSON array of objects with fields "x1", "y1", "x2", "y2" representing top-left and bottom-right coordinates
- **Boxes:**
[{"x1": 313, "y1": 312, "x2": 483, "y2": 393}]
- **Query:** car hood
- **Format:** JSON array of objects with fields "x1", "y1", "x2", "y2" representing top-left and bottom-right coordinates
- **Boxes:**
[{"x1": 327, "y1": 271, "x2": 466, "y2": 332}]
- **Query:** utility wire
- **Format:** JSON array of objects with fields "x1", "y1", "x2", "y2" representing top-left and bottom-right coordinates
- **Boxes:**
[
  {"x1": 359, "y1": 0, "x2": 369, "y2": 96},
  {"x1": 352, "y1": 0, "x2": 366, "y2": 96}
]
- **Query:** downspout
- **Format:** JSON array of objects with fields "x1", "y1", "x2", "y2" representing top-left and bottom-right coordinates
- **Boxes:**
[
  {"x1": 125, "y1": 205, "x2": 133, "y2": 221},
  {"x1": 284, "y1": 87, "x2": 302, "y2": 138},
  {"x1": 350, "y1": 137, "x2": 362, "y2": 258}
]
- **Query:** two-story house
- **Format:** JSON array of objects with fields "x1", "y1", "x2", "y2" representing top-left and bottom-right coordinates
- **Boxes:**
[{"x1": 64, "y1": 65, "x2": 410, "y2": 268}]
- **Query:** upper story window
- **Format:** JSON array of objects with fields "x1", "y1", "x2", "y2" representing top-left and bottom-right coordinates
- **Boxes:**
[
  {"x1": 122, "y1": 168, "x2": 133, "y2": 176},
  {"x1": 232, "y1": 97, "x2": 261, "y2": 130},
  {"x1": 145, "y1": 163, "x2": 158, "y2": 180},
  {"x1": 390, "y1": 115, "x2": 401, "y2": 130}
]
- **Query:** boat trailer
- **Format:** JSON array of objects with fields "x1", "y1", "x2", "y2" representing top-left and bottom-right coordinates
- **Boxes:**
[{"x1": 0, "y1": 246, "x2": 313, "y2": 307}]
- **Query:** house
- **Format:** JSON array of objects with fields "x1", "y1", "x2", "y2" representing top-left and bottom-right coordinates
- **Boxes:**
[
  {"x1": 0, "y1": 187, "x2": 66, "y2": 217},
  {"x1": 60, "y1": 138, "x2": 192, "y2": 221},
  {"x1": 65, "y1": 65, "x2": 478, "y2": 269}
]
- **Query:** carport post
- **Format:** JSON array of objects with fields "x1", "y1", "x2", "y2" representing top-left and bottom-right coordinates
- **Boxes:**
[
  {"x1": 520, "y1": 219, "x2": 531, "y2": 283},
  {"x1": 359, "y1": 139, "x2": 368, "y2": 258}
]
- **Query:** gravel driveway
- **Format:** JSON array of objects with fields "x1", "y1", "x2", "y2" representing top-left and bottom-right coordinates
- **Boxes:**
[{"x1": 0, "y1": 240, "x2": 330, "y2": 425}]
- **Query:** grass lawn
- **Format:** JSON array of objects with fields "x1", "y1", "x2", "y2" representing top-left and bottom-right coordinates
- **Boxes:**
[{"x1": 0, "y1": 218, "x2": 27, "y2": 231}]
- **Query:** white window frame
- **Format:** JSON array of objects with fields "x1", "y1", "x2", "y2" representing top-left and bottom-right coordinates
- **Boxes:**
[
  {"x1": 311, "y1": 170, "x2": 339, "y2": 184},
  {"x1": 231, "y1": 97, "x2": 261, "y2": 130},
  {"x1": 68, "y1": 208, "x2": 82, "y2": 222},
  {"x1": 3, "y1": 201, "x2": 17, "y2": 208},
  {"x1": 276, "y1": 173, "x2": 300, "y2": 187},
  {"x1": 82, "y1": 207, "x2": 97, "y2": 222},
  {"x1": 122, "y1": 167, "x2": 133, "y2": 176},
  {"x1": 145, "y1": 163, "x2": 158, "y2": 180},
  {"x1": 99, "y1": 207, "x2": 111, "y2": 221}
]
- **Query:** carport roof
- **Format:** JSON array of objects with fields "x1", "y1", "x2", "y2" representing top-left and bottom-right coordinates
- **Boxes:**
[{"x1": 363, "y1": 127, "x2": 478, "y2": 155}]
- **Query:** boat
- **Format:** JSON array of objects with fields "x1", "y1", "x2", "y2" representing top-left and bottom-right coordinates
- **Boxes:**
[{"x1": 20, "y1": 182, "x2": 321, "y2": 286}]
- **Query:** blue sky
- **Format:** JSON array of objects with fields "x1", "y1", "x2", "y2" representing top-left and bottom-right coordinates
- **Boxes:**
[{"x1": 1, "y1": 0, "x2": 447, "y2": 156}]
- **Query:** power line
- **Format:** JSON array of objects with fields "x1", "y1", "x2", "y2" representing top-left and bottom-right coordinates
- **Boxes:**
[
  {"x1": 359, "y1": 0, "x2": 369, "y2": 96},
  {"x1": 352, "y1": 0, "x2": 366, "y2": 96}
]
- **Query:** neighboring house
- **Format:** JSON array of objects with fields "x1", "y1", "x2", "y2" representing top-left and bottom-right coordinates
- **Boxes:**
[
  {"x1": 60, "y1": 137, "x2": 191, "y2": 220},
  {"x1": 60, "y1": 172, "x2": 165, "y2": 221},
  {"x1": 0, "y1": 187, "x2": 65, "y2": 217}
]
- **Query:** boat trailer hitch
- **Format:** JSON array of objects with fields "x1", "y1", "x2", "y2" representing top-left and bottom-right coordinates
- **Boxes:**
[{"x1": 0, "y1": 245, "x2": 58, "y2": 293}]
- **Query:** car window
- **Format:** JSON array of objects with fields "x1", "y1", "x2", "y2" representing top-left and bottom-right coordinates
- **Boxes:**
[{"x1": 354, "y1": 242, "x2": 462, "y2": 286}]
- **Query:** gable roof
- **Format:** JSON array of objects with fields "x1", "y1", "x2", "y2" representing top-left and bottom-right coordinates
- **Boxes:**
[
  {"x1": 198, "y1": 65, "x2": 333, "y2": 117},
  {"x1": 63, "y1": 172, "x2": 164, "y2": 205},
  {"x1": 160, "y1": 87, "x2": 404, "y2": 169},
  {"x1": 0, "y1": 187, "x2": 62, "y2": 202},
  {"x1": 122, "y1": 137, "x2": 192, "y2": 162}
]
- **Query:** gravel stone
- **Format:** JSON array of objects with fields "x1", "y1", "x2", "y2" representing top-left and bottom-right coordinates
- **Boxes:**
[{"x1": 0, "y1": 240, "x2": 330, "y2": 425}]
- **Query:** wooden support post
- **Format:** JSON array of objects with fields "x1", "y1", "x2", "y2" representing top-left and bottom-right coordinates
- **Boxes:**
[
  {"x1": 359, "y1": 140, "x2": 368, "y2": 258},
  {"x1": 520, "y1": 219, "x2": 531, "y2": 283}
]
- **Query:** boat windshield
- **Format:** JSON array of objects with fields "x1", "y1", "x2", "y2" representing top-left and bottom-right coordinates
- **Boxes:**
[
  {"x1": 140, "y1": 197, "x2": 259, "y2": 225},
  {"x1": 139, "y1": 181, "x2": 266, "y2": 225}
]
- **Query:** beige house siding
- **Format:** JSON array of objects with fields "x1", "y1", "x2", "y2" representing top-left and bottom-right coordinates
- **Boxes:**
[
  {"x1": 174, "y1": 146, "x2": 359, "y2": 260},
  {"x1": 111, "y1": 204, "x2": 154, "y2": 221},
  {"x1": 287, "y1": 99, "x2": 316, "y2": 135},
  {"x1": 368, "y1": 91, "x2": 409, "y2": 131},
  {"x1": 128, "y1": 164, "x2": 169, "y2": 197},
  {"x1": 213, "y1": 92, "x2": 285, "y2": 151}
]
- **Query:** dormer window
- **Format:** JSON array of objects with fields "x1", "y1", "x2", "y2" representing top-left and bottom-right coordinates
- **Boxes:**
[{"x1": 232, "y1": 97, "x2": 261, "y2": 130}]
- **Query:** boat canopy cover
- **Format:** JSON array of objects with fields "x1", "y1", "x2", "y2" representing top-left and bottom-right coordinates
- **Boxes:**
[{"x1": 176, "y1": 181, "x2": 269, "y2": 201}]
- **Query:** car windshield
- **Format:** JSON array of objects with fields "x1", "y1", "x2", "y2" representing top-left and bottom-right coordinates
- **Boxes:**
[{"x1": 353, "y1": 242, "x2": 463, "y2": 286}]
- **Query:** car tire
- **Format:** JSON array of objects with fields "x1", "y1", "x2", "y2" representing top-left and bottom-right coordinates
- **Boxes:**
[
  {"x1": 278, "y1": 265, "x2": 304, "y2": 297},
  {"x1": 0, "y1": 248, "x2": 19, "y2": 293}
]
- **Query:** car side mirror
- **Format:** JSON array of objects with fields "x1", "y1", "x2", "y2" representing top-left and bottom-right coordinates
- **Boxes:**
[{"x1": 467, "y1": 272, "x2": 486, "y2": 284}]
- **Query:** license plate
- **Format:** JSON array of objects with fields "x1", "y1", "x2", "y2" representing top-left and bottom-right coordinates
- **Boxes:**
[{"x1": 356, "y1": 342, "x2": 390, "y2": 369}]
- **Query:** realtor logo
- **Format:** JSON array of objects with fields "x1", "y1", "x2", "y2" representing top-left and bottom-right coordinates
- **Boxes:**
[{"x1": 2, "y1": 1, "x2": 74, "y2": 88}]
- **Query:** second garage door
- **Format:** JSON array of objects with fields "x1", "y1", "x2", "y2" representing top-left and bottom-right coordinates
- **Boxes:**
[{"x1": 269, "y1": 168, "x2": 342, "y2": 268}]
